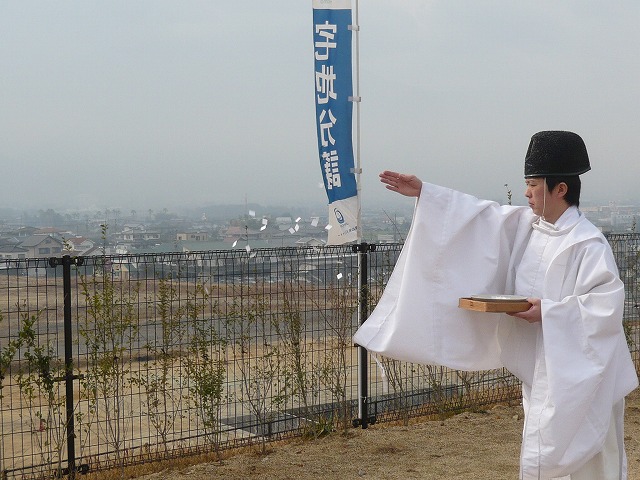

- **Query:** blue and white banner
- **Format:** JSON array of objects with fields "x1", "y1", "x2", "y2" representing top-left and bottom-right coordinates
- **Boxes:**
[{"x1": 312, "y1": 0, "x2": 358, "y2": 245}]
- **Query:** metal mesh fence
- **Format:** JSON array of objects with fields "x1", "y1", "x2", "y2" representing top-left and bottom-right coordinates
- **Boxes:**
[
  {"x1": 606, "y1": 233, "x2": 640, "y2": 366},
  {"x1": 0, "y1": 236, "x2": 638, "y2": 478}
]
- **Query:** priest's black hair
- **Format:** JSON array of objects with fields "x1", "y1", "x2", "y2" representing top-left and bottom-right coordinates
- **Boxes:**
[{"x1": 546, "y1": 176, "x2": 581, "y2": 208}]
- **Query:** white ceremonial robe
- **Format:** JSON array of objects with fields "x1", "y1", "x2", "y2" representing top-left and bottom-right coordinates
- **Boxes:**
[
  {"x1": 353, "y1": 182, "x2": 638, "y2": 479},
  {"x1": 513, "y1": 207, "x2": 626, "y2": 479}
]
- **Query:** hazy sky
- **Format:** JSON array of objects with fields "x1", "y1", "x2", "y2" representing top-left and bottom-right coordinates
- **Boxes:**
[{"x1": 1, "y1": 1, "x2": 638, "y2": 213}]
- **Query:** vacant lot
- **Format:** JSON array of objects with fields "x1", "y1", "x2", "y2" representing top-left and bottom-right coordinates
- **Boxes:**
[{"x1": 134, "y1": 388, "x2": 640, "y2": 480}]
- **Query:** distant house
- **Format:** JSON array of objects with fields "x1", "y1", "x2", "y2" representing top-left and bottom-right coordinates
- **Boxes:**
[
  {"x1": 222, "y1": 226, "x2": 260, "y2": 244},
  {"x1": 66, "y1": 236, "x2": 96, "y2": 255},
  {"x1": 122, "y1": 222, "x2": 147, "y2": 231},
  {"x1": 81, "y1": 246, "x2": 101, "y2": 257},
  {"x1": 115, "y1": 226, "x2": 141, "y2": 243},
  {"x1": 0, "y1": 243, "x2": 28, "y2": 260},
  {"x1": 177, "y1": 231, "x2": 210, "y2": 242},
  {"x1": 110, "y1": 261, "x2": 131, "y2": 281},
  {"x1": 18, "y1": 235, "x2": 65, "y2": 259},
  {"x1": 114, "y1": 227, "x2": 161, "y2": 245},
  {"x1": 295, "y1": 237, "x2": 326, "y2": 247},
  {"x1": 34, "y1": 227, "x2": 72, "y2": 239},
  {"x1": 142, "y1": 231, "x2": 161, "y2": 242},
  {"x1": 377, "y1": 234, "x2": 396, "y2": 243},
  {"x1": 275, "y1": 217, "x2": 293, "y2": 225},
  {"x1": 15, "y1": 226, "x2": 39, "y2": 238}
]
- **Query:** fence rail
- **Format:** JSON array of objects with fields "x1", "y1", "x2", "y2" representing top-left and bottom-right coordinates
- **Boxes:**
[{"x1": 0, "y1": 236, "x2": 638, "y2": 478}]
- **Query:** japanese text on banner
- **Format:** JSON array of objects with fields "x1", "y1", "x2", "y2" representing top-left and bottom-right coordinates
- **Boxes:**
[{"x1": 312, "y1": 0, "x2": 358, "y2": 244}]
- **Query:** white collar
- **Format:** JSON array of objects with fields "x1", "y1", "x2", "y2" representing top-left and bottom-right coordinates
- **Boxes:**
[{"x1": 533, "y1": 206, "x2": 581, "y2": 235}]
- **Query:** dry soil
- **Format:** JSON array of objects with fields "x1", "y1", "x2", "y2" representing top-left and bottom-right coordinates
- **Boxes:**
[{"x1": 134, "y1": 389, "x2": 640, "y2": 480}]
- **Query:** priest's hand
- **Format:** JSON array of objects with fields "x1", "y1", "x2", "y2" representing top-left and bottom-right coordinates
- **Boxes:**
[
  {"x1": 508, "y1": 298, "x2": 542, "y2": 323},
  {"x1": 379, "y1": 171, "x2": 422, "y2": 197}
]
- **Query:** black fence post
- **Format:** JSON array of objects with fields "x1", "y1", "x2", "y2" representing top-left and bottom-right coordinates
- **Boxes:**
[
  {"x1": 48, "y1": 255, "x2": 84, "y2": 479},
  {"x1": 352, "y1": 243, "x2": 376, "y2": 429}
]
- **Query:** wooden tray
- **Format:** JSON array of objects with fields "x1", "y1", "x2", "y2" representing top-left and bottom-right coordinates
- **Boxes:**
[{"x1": 458, "y1": 297, "x2": 531, "y2": 313}]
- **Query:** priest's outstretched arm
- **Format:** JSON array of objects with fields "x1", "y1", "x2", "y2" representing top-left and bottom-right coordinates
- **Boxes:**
[{"x1": 379, "y1": 171, "x2": 423, "y2": 197}]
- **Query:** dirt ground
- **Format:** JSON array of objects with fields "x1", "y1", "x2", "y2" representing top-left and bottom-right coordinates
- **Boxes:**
[{"x1": 133, "y1": 388, "x2": 640, "y2": 480}]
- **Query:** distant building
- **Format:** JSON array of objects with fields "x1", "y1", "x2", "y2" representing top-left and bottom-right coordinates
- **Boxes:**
[
  {"x1": 66, "y1": 236, "x2": 96, "y2": 255},
  {"x1": 113, "y1": 227, "x2": 161, "y2": 245},
  {"x1": 275, "y1": 217, "x2": 293, "y2": 225},
  {"x1": 222, "y1": 226, "x2": 260, "y2": 244},
  {"x1": 110, "y1": 260, "x2": 131, "y2": 281},
  {"x1": 0, "y1": 243, "x2": 28, "y2": 260},
  {"x1": 18, "y1": 235, "x2": 65, "y2": 258},
  {"x1": 142, "y1": 231, "x2": 161, "y2": 242},
  {"x1": 15, "y1": 226, "x2": 39, "y2": 238},
  {"x1": 377, "y1": 234, "x2": 396, "y2": 243},
  {"x1": 295, "y1": 237, "x2": 326, "y2": 247},
  {"x1": 583, "y1": 203, "x2": 639, "y2": 233},
  {"x1": 176, "y1": 231, "x2": 210, "y2": 242},
  {"x1": 34, "y1": 227, "x2": 72, "y2": 239}
]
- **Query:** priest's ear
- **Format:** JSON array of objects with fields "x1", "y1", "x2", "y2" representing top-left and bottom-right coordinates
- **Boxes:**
[{"x1": 553, "y1": 182, "x2": 568, "y2": 200}]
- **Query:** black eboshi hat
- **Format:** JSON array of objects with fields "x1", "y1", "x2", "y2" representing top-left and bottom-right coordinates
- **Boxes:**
[{"x1": 524, "y1": 131, "x2": 591, "y2": 178}]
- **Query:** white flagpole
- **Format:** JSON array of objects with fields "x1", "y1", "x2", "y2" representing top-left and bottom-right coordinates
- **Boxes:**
[
  {"x1": 350, "y1": 0, "x2": 371, "y2": 429},
  {"x1": 352, "y1": 0, "x2": 362, "y2": 243}
]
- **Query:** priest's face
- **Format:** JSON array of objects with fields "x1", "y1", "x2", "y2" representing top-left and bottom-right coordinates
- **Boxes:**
[{"x1": 524, "y1": 178, "x2": 546, "y2": 217}]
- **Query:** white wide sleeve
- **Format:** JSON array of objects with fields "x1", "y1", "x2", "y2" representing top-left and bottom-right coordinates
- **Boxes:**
[{"x1": 353, "y1": 182, "x2": 533, "y2": 370}]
